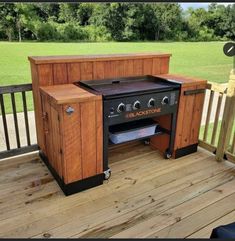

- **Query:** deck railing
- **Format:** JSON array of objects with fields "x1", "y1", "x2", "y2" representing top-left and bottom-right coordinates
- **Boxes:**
[
  {"x1": 199, "y1": 69, "x2": 235, "y2": 163},
  {"x1": 0, "y1": 84, "x2": 38, "y2": 159}
]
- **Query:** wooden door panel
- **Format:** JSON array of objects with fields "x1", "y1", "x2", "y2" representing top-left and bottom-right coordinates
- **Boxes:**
[
  {"x1": 62, "y1": 103, "x2": 82, "y2": 184},
  {"x1": 80, "y1": 101, "x2": 97, "y2": 178},
  {"x1": 190, "y1": 84, "x2": 206, "y2": 144}
]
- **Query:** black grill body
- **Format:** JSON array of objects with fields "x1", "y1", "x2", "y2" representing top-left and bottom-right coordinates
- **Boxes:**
[{"x1": 77, "y1": 75, "x2": 180, "y2": 172}]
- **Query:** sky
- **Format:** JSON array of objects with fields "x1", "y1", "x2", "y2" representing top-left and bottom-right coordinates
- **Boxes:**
[{"x1": 180, "y1": 2, "x2": 232, "y2": 10}]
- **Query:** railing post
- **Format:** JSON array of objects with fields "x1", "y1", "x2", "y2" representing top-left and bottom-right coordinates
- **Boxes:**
[{"x1": 216, "y1": 69, "x2": 235, "y2": 161}]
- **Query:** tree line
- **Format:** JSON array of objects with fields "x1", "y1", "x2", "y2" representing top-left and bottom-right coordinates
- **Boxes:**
[{"x1": 0, "y1": 3, "x2": 234, "y2": 42}]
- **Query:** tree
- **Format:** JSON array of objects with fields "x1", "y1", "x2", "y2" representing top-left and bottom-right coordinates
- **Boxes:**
[{"x1": 0, "y1": 4, "x2": 16, "y2": 41}]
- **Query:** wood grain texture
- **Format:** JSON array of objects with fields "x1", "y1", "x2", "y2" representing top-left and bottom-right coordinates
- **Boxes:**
[
  {"x1": 2, "y1": 144, "x2": 235, "y2": 238},
  {"x1": 133, "y1": 59, "x2": 143, "y2": 75},
  {"x1": 62, "y1": 103, "x2": 82, "y2": 183},
  {"x1": 143, "y1": 59, "x2": 153, "y2": 75},
  {"x1": 180, "y1": 86, "x2": 196, "y2": 148},
  {"x1": 190, "y1": 84, "x2": 206, "y2": 144},
  {"x1": 53, "y1": 63, "x2": 68, "y2": 85},
  {"x1": 80, "y1": 62, "x2": 93, "y2": 80},
  {"x1": 160, "y1": 57, "x2": 170, "y2": 74},
  {"x1": 150, "y1": 115, "x2": 171, "y2": 154},
  {"x1": 80, "y1": 101, "x2": 97, "y2": 178},
  {"x1": 93, "y1": 62, "x2": 105, "y2": 79},
  {"x1": 152, "y1": 58, "x2": 161, "y2": 75},
  {"x1": 40, "y1": 84, "x2": 101, "y2": 105},
  {"x1": 95, "y1": 100, "x2": 103, "y2": 174},
  {"x1": 67, "y1": 63, "x2": 81, "y2": 83},
  {"x1": 28, "y1": 52, "x2": 172, "y2": 64},
  {"x1": 50, "y1": 106, "x2": 62, "y2": 178}
]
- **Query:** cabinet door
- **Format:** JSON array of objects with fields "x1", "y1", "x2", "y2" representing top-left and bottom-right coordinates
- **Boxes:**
[
  {"x1": 80, "y1": 101, "x2": 97, "y2": 179},
  {"x1": 175, "y1": 85, "x2": 205, "y2": 149},
  {"x1": 61, "y1": 103, "x2": 82, "y2": 184}
]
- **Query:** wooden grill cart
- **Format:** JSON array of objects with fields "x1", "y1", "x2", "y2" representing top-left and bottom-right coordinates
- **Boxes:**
[{"x1": 29, "y1": 53, "x2": 207, "y2": 195}]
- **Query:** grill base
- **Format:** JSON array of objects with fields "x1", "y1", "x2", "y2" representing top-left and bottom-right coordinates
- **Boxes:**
[{"x1": 39, "y1": 151, "x2": 104, "y2": 196}]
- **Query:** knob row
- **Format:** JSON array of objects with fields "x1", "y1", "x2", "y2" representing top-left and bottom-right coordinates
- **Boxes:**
[{"x1": 116, "y1": 96, "x2": 169, "y2": 113}]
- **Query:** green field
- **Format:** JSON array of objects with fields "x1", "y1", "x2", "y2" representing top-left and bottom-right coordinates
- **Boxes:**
[{"x1": 0, "y1": 41, "x2": 233, "y2": 113}]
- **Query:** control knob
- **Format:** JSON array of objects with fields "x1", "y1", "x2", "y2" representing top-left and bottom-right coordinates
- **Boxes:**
[
  {"x1": 132, "y1": 100, "x2": 141, "y2": 110},
  {"x1": 161, "y1": 96, "x2": 169, "y2": 105},
  {"x1": 148, "y1": 98, "x2": 156, "y2": 108},
  {"x1": 117, "y1": 103, "x2": 125, "y2": 113}
]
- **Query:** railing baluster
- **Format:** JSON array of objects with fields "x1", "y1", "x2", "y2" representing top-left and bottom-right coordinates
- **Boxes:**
[
  {"x1": 203, "y1": 90, "x2": 214, "y2": 142},
  {"x1": 0, "y1": 94, "x2": 10, "y2": 150},
  {"x1": 230, "y1": 132, "x2": 235, "y2": 154},
  {"x1": 22, "y1": 91, "x2": 31, "y2": 146},
  {"x1": 211, "y1": 93, "x2": 223, "y2": 145},
  {"x1": 11, "y1": 93, "x2": 21, "y2": 148}
]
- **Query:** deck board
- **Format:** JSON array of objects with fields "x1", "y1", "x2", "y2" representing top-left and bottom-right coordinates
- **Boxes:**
[{"x1": 0, "y1": 143, "x2": 235, "y2": 238}]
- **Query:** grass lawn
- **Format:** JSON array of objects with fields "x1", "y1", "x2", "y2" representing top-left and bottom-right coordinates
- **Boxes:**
[{"x1": 0, "y1": 41, "x2": 233, "y2": 113}]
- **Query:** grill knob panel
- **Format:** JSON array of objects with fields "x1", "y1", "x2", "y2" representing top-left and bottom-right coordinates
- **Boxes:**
[
  {"x1": 117, "y1": 103, "x2": 126, "y2": 113},
  {"x1": 161, "y1": 96, "x2": 169, "y2": 105},
  {"x1": 148, "y1": 98, "x2": 156, "y2": 108},
  {"x1": 133, "y1": 100, "x2": 141, "y2": 110}
]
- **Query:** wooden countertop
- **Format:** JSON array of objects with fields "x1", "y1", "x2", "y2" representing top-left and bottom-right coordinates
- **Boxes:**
[
  {"x1": 155, "y1": 73, "x2": 207, "y2": 87},
  {"x1": 28, "y1": 52, "x2": 171, "y2": 64},
  {"x1": 40, "y1": 84, "x2": 101, "y2": 105}
]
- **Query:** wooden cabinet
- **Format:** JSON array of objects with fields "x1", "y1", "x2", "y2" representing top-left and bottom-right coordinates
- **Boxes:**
[
  {"x1": 40, "y1": 84, "x2": 103, "y2": 195},
  {"x1": 150, "y1": 74, "x2": 207, "y2": 158}
]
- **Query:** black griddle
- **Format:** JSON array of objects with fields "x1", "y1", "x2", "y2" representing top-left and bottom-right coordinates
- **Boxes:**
[{"x1": 77, "y1": 75, "x2": 179, "y2": 98}]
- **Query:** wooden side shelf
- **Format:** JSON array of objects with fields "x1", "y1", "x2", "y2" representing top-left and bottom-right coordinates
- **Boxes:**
[{"x1": 40, "y1": 84, "x2": 103, "y2": 195}]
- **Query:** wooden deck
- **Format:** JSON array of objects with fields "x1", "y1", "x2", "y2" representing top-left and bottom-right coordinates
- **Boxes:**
[{"x1": 1, "y1": 142, "x2": 235, "y2": 238}]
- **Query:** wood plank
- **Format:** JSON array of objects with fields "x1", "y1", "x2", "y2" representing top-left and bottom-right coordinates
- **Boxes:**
[
  {"x1": 0, "y1": 149, "x2": 216, "y2": 237},
  {"x1": 160, "y1": 57, "x2": 170, "y2": 74},
  {"x1": 50, "y1": 106, "x2": 62, "y2": 178},
  {"x1": 133, "y1": 59, "x2": 143, "y2": 75},
  {"x1": 80, "y1": 62, "x2": 93, "y2": 80},
  {"x1": 53, "y1": 63, "x2": 68, "y2": 85},
  {"x1": 80, "y1": 101, "x2": 97, "y2": 178},
  {"x1": 72, "y1": 170, "x2": 235, "y2": 238},
  {"x1": 149, "y1": 192, "x2": 235, "y2": 238},
  {"x1": 27, "y1": 158, "x2": 232, "y2": 238},
  {"x1": 198, "y1": 140, "x2": 216, "y2": 153},
  {"x1": 111, "y1": 179, "x2": 235, "y2": 238},
  {"x1": 28, "y1": 53, "x2": 172, "y2": 64},
  {"x1": 188, "y1": 210, "x2": 235, "y2": 238},
  {"x1": 152, "y1": 58, "x2": 161, "y2": 75},
  {"x1": 143, "y1": 59, "x2": 153, "y2": 75},
  {"x1": 93, "y1": 62, "x2": 105, "y2": 79},
  {"x1": 190, "y1": 84, "x2": 206, "y2": 144},
  {"x1": 61, "y1": 103, "x2": 82, "y2": 183},
  {"x1": 95, "y1": 100, "x2": 103, "y2": 174},
  {"x1": 180, "y1": 85, "x2": 196, "y2": 147},
  {"x1": 33, "y1": 64, "x2": 53, "y2": 152},
  {"x1": 67, "y1": 63, "x2": 81, "y2": 83},
  {"x1": 15, "y1": 158, "x2": 224, "y2": 238},
  {"x1": 211, "y1": 93, "x2": 223, "y2": 145},
  {"x1": 203, "y1": 90, "x2": 215, "y2": 142},
  {"x1": 40, "y1": 84, "x2": 101, "y2": 105},
  {"x1": 123, "y1": 60, "x2": 134, "y2": 76}
]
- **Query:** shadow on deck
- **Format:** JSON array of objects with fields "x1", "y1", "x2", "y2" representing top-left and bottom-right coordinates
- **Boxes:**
[{"x1": 1, "y1": 142, "x2": 235, "y2": 238}]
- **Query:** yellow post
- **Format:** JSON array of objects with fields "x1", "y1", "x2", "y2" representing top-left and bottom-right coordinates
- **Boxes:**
[{"x1": 216, "y1": 69, "x2": 235, "y2": 161}]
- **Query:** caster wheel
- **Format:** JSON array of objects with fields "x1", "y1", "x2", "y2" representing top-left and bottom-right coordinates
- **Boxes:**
[
  {"x1": 164, "y1": 149, "x2": 172, "y2": 159},
  {"x1": 144, "y1": 139, "x2": 150, "y2": 145},
  {"x1": 104, "y1": 169, "x2": 111, "y2": 180}
]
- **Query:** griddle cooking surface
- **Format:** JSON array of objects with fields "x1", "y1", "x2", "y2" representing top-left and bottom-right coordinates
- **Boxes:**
[
  {"x1": 78, "y1": 75, "x2": 179, "y2": 97},
  {"x1": 92, "y1": 81, "x2": 173, "y2": 96}
]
